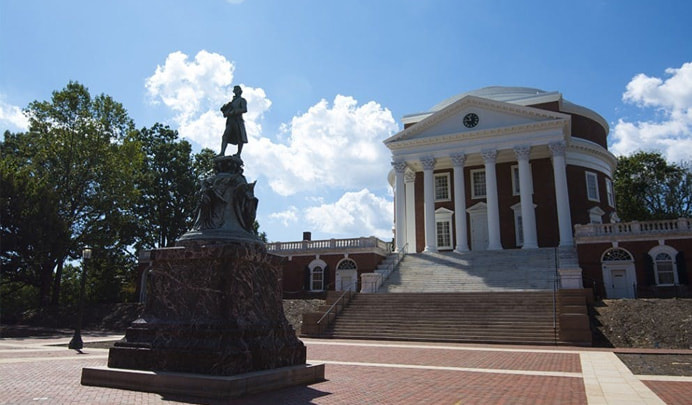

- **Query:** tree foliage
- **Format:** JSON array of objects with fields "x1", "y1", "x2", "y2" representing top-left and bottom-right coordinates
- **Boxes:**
[
  {"x1": 614, "y1": 151, "x2": 692, "y2": 221},
  {"x1": 1, "y1": 82, "x2": 271, "y2": 318},
  {"x1": 133, "y1": 123, "x2": 197, "y2": 249},
  {"x1": 1, "y1": 82, "x2": 143, "y2": 307}
]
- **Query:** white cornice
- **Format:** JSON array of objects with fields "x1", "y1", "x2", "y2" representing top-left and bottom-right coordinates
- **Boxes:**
[
  {"x1": 387, "y1": 117, "x2": 568, "y2": 152},
  {"x1": 567, "y1": 138, "x2": 617, "y2": 176}
]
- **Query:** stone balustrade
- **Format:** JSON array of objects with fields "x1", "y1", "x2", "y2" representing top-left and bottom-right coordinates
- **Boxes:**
[
  {"x1": 266, "y1": 236, "x2": 392, "y2": 255},
  {"x1": 574, "y1": 218, "x2": 691, "y2": 242}
]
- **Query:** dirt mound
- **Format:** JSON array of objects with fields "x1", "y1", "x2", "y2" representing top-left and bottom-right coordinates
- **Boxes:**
[
  {"x1": 283, "y1": 299, "x2": 324, "y2": 335},
  {"x1": 592, "y1": 298, "x2": 692, "y2": 349}
]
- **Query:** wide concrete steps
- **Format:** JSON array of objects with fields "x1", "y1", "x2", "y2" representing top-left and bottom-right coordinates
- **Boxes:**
[
  {"x1": 321, "y1": 292, "x2": 558, "y2": 345},
  {"x1": 382, "y1": 249, "x2": 558, "y2": 293}
]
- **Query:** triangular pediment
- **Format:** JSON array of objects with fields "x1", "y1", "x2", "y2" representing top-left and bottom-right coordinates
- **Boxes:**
[{"x1": 384, "y1": 95, "x2": 570, "y2": 150}]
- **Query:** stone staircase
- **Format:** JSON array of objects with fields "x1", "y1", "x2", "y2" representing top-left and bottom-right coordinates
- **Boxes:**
[
  {"x1": 319, "y1": 291, "x2": 558, "y2": 345},
  {"x1": 302, "y1": 248, "x2": 592, "y2": 345},
  {"x1": 381, "y1": 248, "x2": 558, "y2": 292}
]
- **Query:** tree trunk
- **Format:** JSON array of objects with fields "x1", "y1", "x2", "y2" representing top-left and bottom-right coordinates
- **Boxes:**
[
  {"x1": 51, "y1": 259, "x2": 65, "y2": 306},
  {"x1": 38, "y1": 260, "x2": 55, "y2": 308}
]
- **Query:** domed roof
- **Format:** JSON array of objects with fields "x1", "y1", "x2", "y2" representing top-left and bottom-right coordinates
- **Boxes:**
[
  {"x1": 403, "y1": 86, "x2": 608, "y2": 133},
  {"x1": 430, "y1": 86, "x2": 559, "y2": 111}
]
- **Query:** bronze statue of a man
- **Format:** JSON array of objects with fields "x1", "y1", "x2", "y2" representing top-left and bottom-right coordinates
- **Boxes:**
[{"x1": 219, "y1": 85, "x2": 248, "y2": 157}]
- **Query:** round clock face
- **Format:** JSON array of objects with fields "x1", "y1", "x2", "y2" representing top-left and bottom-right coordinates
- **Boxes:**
[{"x1": 463, "y1": 113, "x2": 479, "y2": 128}]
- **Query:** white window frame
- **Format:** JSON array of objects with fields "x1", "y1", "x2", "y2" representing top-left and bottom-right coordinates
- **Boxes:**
[
  {"x1": 470, "y1": 169, "x2": 486, "y2": 199},
  {"x1": 588, "y1": 206, "x2": 605, "y2": 224},
  {"x1": 435, "y1": 208, "x2": 454, "y2": 250},
  {"x1": 308, "y1": 258, "x2": 327, "y2": 291},
  {"x1": 605, "y1": 178, "x2": 615, "y2": 207},
  {"x1": 511, "y1": 165, "x2": 520, "y2": 196},
  {"x1": 649, "y1": 245, "x2": 679, "y2": 286},
  {"x1": 434, "y1": 172, "x2": 451, "y2": 202},
  {"x1": 586, "y1": 171, "x2": 600, "y2": 202}
]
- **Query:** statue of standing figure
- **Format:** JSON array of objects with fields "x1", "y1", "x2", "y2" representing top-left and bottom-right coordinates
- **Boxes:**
[{"x1": 219, "y1": 85, "x2": 248, "y2": 157}]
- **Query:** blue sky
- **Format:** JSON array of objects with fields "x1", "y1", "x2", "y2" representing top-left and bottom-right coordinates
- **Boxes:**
[{"x1": 2, "y1": 0, "x2": 691, "y2": 243}]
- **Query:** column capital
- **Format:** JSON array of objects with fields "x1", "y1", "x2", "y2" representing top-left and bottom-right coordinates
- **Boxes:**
[
  {"x1": 513, "y1": 145, "x2": 531, "y2": 161},
  {"x1": 404, "y1": 171, "x2": 416, "y2": 183},
  {"x1": 420, "y1": 157, "x2": 436, "y2": 171},
  {"x1": 450, "y1": 153, "x2": 467, "y2": 167},
  {"x1": 481, "y1": 149, "x2": 497, "y2": 164},
  {"x1": 392, "y1": 160, "x2": 408, "y2": 173},
  {"x1": 549, "y1": 141, "x2": 567, "y2": 157}
]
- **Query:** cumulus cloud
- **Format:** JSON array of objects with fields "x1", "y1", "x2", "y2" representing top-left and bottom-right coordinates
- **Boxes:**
[
  {"x1": 268, "y1": 206, "x2": 300, "y2": 227},
  {"x1": 145, "y1": 50, "x2": 271, "y2": 149},
  {"x1": 145, "y1": 50, "x2": 397, "y2": 196},
  {"x1": 303, "y1": 189, "x2": 393, "y2": 239},
  {"x1": 611, "y1": 62, "x2": 692, "y2": 162},
  {"x1": 0, "y1": 96, "x2": 28, "y2": 131},
  {"x1": 145, "y1": 51, "x2": 398, "y2": 240},
  {"x1": 247, "y1": 95, "x2": 398, "y2": 195}
]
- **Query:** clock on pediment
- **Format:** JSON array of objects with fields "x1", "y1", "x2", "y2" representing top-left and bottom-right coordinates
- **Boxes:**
[{"x1": 463, "y1": 112, "x2": 479, "y2": 128}]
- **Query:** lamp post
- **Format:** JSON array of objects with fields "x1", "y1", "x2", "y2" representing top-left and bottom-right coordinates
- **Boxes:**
[{"x1": 68, "y1": 247, "x2": 91, "y2": 353}]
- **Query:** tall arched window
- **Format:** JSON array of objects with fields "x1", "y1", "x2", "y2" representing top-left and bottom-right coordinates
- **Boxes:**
[
  {"x1": 311, "y1": 266, "x2": 324, "y2": 291},
  {"x1": 308, "y1": 258, "x2": 327, "y2": 291},
  {"x1": 654, "y1": 253, "x2": 675, "y2": 285},
  {"x1": 648, "y1": 245, "x2": 679, "y2": 286}
]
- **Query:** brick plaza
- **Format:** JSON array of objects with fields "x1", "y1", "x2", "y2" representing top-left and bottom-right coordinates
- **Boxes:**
[{"x1": 1, "y1": 334, "x2": 690, "y2": 404}]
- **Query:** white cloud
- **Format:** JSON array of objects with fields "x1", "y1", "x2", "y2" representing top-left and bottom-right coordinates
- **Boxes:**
[
  {"x1": 144, "y1": 50, "x2": 272, "y2": 150},
  {"x1": 246, "y1": 95, "x2": 398, "y2": 195},
  {"x1": 611, "y1": 62, "x2": 692, "y2": 162},
  {"x1": 145, "y1": 51, "x2": 398, "y2": 242},
  {"x1": 303, "y1": 189, "x2": 393, "y2": 239},
  {"x1": 0, "y1": 96, "x2": 29, "y2": 131},
  {"x1": 268, "y1": 206, "x2": 299, "y2": 227}
]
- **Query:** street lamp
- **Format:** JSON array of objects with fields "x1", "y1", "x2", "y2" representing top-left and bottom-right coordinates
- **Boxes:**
[{"x1": 68, "y1": 247, "x2": 91, "y2": 353}]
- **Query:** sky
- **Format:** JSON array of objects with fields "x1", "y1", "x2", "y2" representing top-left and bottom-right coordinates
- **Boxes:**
[{"x1": 1, "y1": 0, "x2": 691, "y2": 243}]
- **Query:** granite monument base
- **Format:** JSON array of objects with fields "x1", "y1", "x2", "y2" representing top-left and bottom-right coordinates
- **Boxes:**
[{"x1": 92, "y1": 241, "x2": 322, "y2": 396}]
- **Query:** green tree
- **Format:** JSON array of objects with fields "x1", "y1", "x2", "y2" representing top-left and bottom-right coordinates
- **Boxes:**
[
  {"x1": 614, "y1": 151, "x2": 692, "y2": 221},
  {"x1": 0, "y1": 82, "x2": 143, "y2": 307},
  {"x1": 0, "y1": 158, "x2": 70, "y2": 315},
  {"x1": 133, "y1": 124, "x2": 197, "y2": 249}
]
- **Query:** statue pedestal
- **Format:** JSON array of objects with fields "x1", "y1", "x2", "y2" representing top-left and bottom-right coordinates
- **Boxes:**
[
  {"x1": 106, "y1": 242, "x2": 307, "y2": 375},
  {"x1": 82, "y1": 155, "x2": 324, "y2": 397}
]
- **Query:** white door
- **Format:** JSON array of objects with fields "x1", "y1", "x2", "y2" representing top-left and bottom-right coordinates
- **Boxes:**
[
  {"x1": 609, "y1": 269, "x2": 631, "y2": 298},
  {"x1": 336, "y1": 270, "x2": 357, "y2": 291},
  {"x1": 470, "y1": 212, "x2": 489, "y2": 251}
]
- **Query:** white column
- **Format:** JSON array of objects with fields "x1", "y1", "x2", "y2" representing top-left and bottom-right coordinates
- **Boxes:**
[
  {"x1": 392, "y1": 160, "x2": 408, "y2": 252},
  {"x1": 421, "y1": 157, "x2": 437, "y2": 253},
  {"x1": 451, "y1": 153, "x2": 469, "y2": 253},
  {"x1": 482, "y1": 149, "x2": 502, "y2": 250},
  {"x1": 404, "y1": 171, "x2": 417, "y2": 252},
  {"x1": 514, "y1": 145, "x2": 538, "y2": 249},
  {"x1": 549, "y1": 141, "x2": 574, "y2": 246}
]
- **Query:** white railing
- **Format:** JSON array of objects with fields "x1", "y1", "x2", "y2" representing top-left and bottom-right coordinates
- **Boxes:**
[
  {"x1": 574, "y1": 218, "x2": 691, "y2": 238},
  {"x1": 266, "y1": 236, "x2": 392, "y2": 254}
]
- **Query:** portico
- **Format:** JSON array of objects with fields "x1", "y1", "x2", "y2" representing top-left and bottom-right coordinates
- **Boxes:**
[
  {"x1": 391, "y1": 143, "x2": 571, "y2": 253},
  {"x1": 385, "y1": 87, "x2": 614, "y2": 254}
]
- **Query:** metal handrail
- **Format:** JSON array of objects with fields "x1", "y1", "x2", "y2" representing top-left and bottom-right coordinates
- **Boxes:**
[{"x1": 316, "y1": 280, "x2": 358, "y2": 327}]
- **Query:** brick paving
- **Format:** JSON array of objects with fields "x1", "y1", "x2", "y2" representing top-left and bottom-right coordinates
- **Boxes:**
[
  {"x1": 642, "y1": 381, "x2": 692, "y2": 405},
  {"x1": 0, "y1": 334, "x2": 689, "y2": 404}
]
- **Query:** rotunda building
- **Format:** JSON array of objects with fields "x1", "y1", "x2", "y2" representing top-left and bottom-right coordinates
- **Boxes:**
[{"x1": 385, "y1": 86, "x2": 617, "y2": 253}]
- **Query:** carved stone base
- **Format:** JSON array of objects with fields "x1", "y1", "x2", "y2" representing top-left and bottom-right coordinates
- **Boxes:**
[{"x1": 107, "y1": 242, "x2": 306, "y2": 376}]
